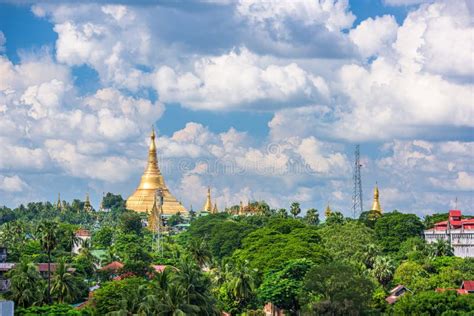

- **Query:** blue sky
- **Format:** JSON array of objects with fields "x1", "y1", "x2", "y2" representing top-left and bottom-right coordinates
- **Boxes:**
[{"x1": 0, "y1": 0, "x2": 472, "y2": 217}]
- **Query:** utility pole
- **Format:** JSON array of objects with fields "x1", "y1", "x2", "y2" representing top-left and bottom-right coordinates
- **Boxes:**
[{"x1": 352, "y1": 145, "x2": 363, "y2": 218}]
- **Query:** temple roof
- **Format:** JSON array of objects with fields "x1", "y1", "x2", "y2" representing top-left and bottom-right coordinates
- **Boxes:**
[{"x1": 126, "y1": 128, "x2": 187, "y2": 215}]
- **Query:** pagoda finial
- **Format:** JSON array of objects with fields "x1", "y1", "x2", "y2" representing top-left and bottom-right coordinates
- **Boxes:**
[
  {"x1": 325, "y1": 203, "x2": 332, "y2": 218},
  {"x1": 203, "y1": 186, "x2": 212, "y2": 212},
  {"x1": 56, "y1": 193, "x2": 62, "y2": 210},
  {"x1": 212, "y1": 202, "x2": 218, "y2": 214},
  {"x1": 84, "y1": 192, "x2": 92, "y2": 212},
  {"x1": 371, "y1": 183, "x2": 382, "y2": 214}
]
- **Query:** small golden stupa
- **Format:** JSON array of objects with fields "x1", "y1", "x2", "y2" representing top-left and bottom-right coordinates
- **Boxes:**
[
  {"x1": 126, "y1": 128, "x2": 187, "y2": 215},
  {"x1": 203, "y1": 187, "x2": 212, "y2": 213},
  {"x1": 371, "y1": 184, "x2": 383, "y2": 215}
]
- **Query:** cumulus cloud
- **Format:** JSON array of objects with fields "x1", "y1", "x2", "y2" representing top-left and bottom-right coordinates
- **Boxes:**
[
  {"x1": 349, "y1": 15, "x2": 398, "y2": 58},
  {"x1": 0, "y1": 175, "x2": 28, "y2": 192},
  {"x1": 237, "y1": 0, "x2": 355, "y2": 32},
  {"x1": 153, "y1": 48, "x2": 330, "y2": 110},
  {"x1": 384, "y1": 0, "x2": 433, "y2": 6}
]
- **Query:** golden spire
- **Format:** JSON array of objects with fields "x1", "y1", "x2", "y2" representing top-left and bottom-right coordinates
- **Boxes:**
[
  {"x1": 126, "y1": 127, "x2": 187, "y2": 215},
  {"x1": 325, "y1": 203, "x2": 332, "y2": 218},
  {"x1": 84, "y1": 192, "x2": 92, "y2": 212},
  {"x1": 56, "y1": 193, "x2": 62, "y2": 210},
  {"x1": 239, "y1": 201, "x2": 244, "y2": 215},
  {"x1": 203, "y1": 187, "x2": 212, "y2": 212},
  {"x1": 212, "y1": 202, "x2": 218, "y2": 214},
  {"x1": 371, "y1": 183, "x2": 382, "y2": 214}
]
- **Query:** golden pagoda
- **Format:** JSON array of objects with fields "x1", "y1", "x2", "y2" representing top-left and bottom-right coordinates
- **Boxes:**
[
  {"x1": 84, "y1": 193, "x2": 92, "y2": 212},
  {"x1": 56, "y1": 193, "x2": 62, "y2": 210},
  {"x1": 126, "y1": 128, "x2": 187, "y2": 215},
  {"x1": 203, "y1": 187, "x2": 213, "y2": 213},
  {"x1": 325, "y1": 204, "x2": 332, "y2": 218},
  {"x1": 371, "y1": 184, "x2": 383, "y2": 215},
  {"x1": 239, "y1": 201, "x2": 244, "y2": 215}
]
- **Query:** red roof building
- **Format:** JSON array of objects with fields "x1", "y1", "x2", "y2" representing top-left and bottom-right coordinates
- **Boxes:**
[
  {"x1": 100, "y1": 261, "x2": 124, "y2": 272},
  {"x1": 425, "y1": 210, "x2": 474, "y2": 258},
  {"x1": 461, "y1": 280, "x2": 474, "y2": 293},
  {"x1": 432, "y1": 210, "x2": 474, "y2": 231}
]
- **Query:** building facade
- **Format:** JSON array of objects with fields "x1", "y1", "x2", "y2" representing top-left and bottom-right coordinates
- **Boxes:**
[{"x1": 424, "y1": 210, "x2": 474, "y2": 258}]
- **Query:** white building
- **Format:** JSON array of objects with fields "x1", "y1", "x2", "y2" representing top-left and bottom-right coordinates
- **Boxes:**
[
  {"x1": 72, "y1": 229, "x2": 91, "y2": 255},
  {"x1": 424, "y1": 210, "x2": 474, "y2": 258}
]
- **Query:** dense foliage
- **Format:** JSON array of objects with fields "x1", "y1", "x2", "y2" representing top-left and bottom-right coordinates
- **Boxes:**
[{"x1": 0, "y1": 195, "x2": 472, "y2": 315}]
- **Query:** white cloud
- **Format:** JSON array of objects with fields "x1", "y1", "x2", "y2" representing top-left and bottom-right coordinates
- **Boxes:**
[
  {"x1": 349, "y1": 15, "x2": 398, "y2": 58},
  {"x1": 237, "y1": 0, "x2": 355, "y2": 32},
  {"x1": 153, "y1": 48, "x2": 329, "y2": 110},
  {"x1": 296, "y1": 137, "x2": 349, "y2": 174},
  {"x1": 0, "y1": 175, "x2": 28, "y2": 192},
  {"x1": 394, "y1": 0, "x2": 473, "y2": 77},
  {"x1": 384, "y1": 0, "x2": 433, "y2": 6}
]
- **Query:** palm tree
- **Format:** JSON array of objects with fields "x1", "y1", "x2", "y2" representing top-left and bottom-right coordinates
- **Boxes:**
[
  {"x1": 430, "y1": 239, "x2": 454, "y2": 257},
  {"x1": 371, "y1": 256, "x2": 395, "y2": 286},
  {"x1": 362, "y1": 244, "x2": 380, "y2": 269},
  {"x1": 290, "y1": 202, "x2": 301, "y2": 218},
  {"x1": 64, "y1": 227, "x2": 81, "y2": 256},
  {"x1": 36, "y1": 220, "x2": 59, "y2": 303},
  {"x1": 305, "y1": 208, "x2": 319, "y2": 225},
  {"x1": 51, "y1": 259, "x2": 77, "y2": 303},
  {"x1": 6, "y1": 260, "x2": 44, "y2": 307},
  {"x1": 157, "y1": 283, "x2": 200, "y2": 316},
  {"x1": 227, "y1": 260, "x2": 256, "y2": 305},
  {"x1": 277, "y1": 208, "x2": 288, "y2": 218},
  {"x1": 187, "y1": 238, "x2": 212, "y2": 268}
]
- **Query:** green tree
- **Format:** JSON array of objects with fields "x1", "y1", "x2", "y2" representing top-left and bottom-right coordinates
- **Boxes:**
[
  {"x1": 304, "y1": 208, "x2": 319, "y2": 225},
  {"x1": 93, "y1": 225, "x2": 115, "y2": 248},
  {"x1": 36, "y1": 220, "x2": 59, "y2": 303},
  {"x1": 429, "y1": 238, "x2": 454, "y2": 257},
  {"x1": 393, "y1": 290, "x2": 474, "y2": 315},
  {"x1": 187, "y1": 238, "x2": 212, "y2": 268},
  {"x1": 393, "y1": 261, "x2": 428, "y2": 291},
  {"x1": 325, "y1": 211, "x2": 345, "y2": 225},
  {"x1": 371, "y1": 256, "x2": 394, "y2": 286},
  {"x1": 277, "y1": 208, "x2": 288, "y2": 218},
  {"x1": 51, "y1": 259, "x2": 79, "y2": 303},
  {"x1": 290, "y1": 202, "x2": 301, "y2": 218},
  {"x1": 303, "y1": 261, "x2": 375, "y2": 315},
  {"x1": 258, "y1": 258, "x2": 314, "y2": 314},
  {"x1": 92, "y1": 277, "x2": 149, "y2": 315},
  {"x1": 374, "y1": 211, "x2": 424, "y2": 253},
  {"x1": 318, "y1": 221, "x2": 376, "y2": 264},
  {"x1": 232, "y1": 219, "x2": 329, "y2": 273},
  {"x1": 119, "y1": 211, "x2": 143, "y2": 235},
  {"x1": 6, "y1": 260, "x2": 44, "y2": 308}
]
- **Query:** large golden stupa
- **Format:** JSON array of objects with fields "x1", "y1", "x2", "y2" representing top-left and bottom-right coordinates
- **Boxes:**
[{"x1": 126, "y1": 128, "x2": 187, "y2": 215}]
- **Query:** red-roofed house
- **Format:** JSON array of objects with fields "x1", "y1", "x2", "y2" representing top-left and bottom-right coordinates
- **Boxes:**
[
  {"x1": 386, "y1": 285, "x2": 409, "y2": 304},
  {"x1": 461, "y1": 281, "x2": 474, "y2": 293},
  {"x1": 424, "y1": 210, "x2": 474, "y2": 258},
  {"x1": 436, "y1": 280, "x2": 474, "y2": 295},
  {"x1": 100, "y1": 261, "x2": 124, "y2": 272}
]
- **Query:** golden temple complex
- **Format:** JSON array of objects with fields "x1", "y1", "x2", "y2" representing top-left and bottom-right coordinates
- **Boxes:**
[
  {"x1": 371, "y1": 184, "x2": 383, "y2": 214},
  {"x1": 126, "y1": 128, "x2": 187, "y2": 215}
]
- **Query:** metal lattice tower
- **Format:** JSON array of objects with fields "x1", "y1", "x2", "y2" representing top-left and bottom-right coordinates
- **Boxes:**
[{"x1": 352, "y1": 145, "x2": 363, "y2": 218}]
